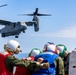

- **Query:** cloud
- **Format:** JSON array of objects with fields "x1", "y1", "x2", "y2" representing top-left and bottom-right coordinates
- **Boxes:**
[{"x1": 30, "y1": 25, "x2": 76, "y2": 38}]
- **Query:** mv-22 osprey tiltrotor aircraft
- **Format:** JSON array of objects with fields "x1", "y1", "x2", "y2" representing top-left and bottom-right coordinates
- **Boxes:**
[{"x1": 0, "y1": 8, "x2": 51, "y2": 38}]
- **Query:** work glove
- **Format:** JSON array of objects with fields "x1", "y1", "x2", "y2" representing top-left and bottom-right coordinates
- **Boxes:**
[
  {"x1": 35, "y1": 62, "x2": 50, "y2": 69},
  {"x1": 40, "y1": 62, "x2": 50, "y2": 69}
]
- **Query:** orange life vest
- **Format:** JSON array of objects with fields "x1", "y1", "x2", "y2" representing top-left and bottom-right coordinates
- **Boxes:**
[
  {"x1": 14, "y1": 56, "x2": 34, "y2": 75},
  {"x1": 0, "y1": 51, "x2": 13, "y2": 75}
]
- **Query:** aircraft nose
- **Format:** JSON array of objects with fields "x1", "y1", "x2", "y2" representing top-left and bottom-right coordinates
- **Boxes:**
[
  {"x1": 23, "y1": 25, "x2": 27, "y2": 29},
  {"x1": 19, "y1": 21, "x2": 27, "y2": 30}
]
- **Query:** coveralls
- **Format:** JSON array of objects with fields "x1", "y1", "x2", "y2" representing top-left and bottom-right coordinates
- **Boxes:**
[{"x1": 0, "y1": 51, "x2": 43, "y2": 75}]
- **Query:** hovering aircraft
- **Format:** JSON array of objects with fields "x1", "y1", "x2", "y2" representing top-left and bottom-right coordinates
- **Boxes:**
[{"x1": 0, "y1": 8, "x2": 51, "y2": 38}]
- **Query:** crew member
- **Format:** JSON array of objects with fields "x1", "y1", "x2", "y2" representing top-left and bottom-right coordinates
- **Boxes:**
[
  {"x1": 56, "y1": 44, "x2": 70, "y2": 75},
  {"x1": 32, "y1": 42, "x2": 65, "y2": 75},
  {"x1": 15, "y1": 48, "x2": 42, "y2": 75},
  {"x1": 0, "y1": 40, "x2": 49, "y2": 75}
]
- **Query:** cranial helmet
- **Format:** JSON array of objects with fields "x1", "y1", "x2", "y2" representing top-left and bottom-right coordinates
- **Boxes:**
[
  {"x1": 5, "y1": 40, "x2": 21, "y2": 52},
  {"x1": 56, "y1": 44, "x2": 67, "y2": 57},
  {"x1": 29, "y1": 48, "x2": 42, "y2": 57},
  {"x1": 43, "y1": 42, "x2": 57, "y2": 53}
]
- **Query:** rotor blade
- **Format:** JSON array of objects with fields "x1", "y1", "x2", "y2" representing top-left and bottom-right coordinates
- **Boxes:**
[
  {"x1": 36, "y1": 8, "x2": 38, "y2": 13},
  {"x1": 0, "y1": 19, "x2": 13, "y2": 25},
  {"x1": 18, "y1": 8, "x2": 51, "y2": 16},
  {"x1": 18, "y1": 13, "x2": 51, "y2": 16},
  {"x1": 0, "y1": 4, "x2": 7, "y2": 7},
  {"x1": 37, "y1": 13, "x2": 52, "y2": 16},
  {"x1": 34, "y1": 8, "x2": 38, "y2": 15},
  {"x1": 18, "y1": 14, "x2": 34, "y2": 16}
]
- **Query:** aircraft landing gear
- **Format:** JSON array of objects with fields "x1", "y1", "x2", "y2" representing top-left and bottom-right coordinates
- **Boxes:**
[
  {"x1": 15, "y1": 35, "x2": 18, "y2": 38},
  {"x1": 23, "y1": 30, "x2": 25, "y2": 33},
  {"x1": 2, "y1": 33, "x2": 5, "y2": 37}
]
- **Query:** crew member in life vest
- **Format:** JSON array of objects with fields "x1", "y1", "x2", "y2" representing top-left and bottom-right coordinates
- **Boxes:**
[
  {"x1": 0, "y1": 40, "x2": 50, "y2": 75},
  {"x1": 32, "y1": 42, "x2": 65, "y2": 75},
  {"x1": 14, "y1": 48, "x2": 42, "y2": 75},
  {"x1": 56, "y1": 44, "x2": 70, "y2": 75}
]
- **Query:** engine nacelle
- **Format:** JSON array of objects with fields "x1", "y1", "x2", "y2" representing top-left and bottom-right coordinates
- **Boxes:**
[{"x1": 34, "y1": 22, "x2": 39, "y2": 32}]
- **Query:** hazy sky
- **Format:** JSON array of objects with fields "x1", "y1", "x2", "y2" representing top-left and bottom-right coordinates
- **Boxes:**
[{"x1": 0, "y1": 0, "x2": 76, "y2": 53}]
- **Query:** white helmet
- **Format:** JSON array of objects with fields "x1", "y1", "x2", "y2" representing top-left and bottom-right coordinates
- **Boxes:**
[
  {"x1": 29, "y1": 48, "x2": 42, "y2": 57},
  {"x1": 5, "y1": 40, "x2": 22, "y2": 52},
  {"x1": 43, "y1": 42, "x2": 57, "y2": 53}
]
